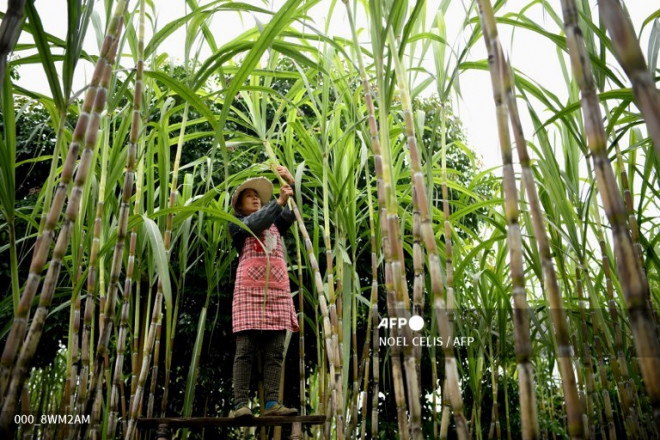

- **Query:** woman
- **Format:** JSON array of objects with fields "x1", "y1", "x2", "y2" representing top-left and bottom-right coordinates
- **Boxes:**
[{"x1": 229, "y1": 166, "x2": 300, "y2": 418}]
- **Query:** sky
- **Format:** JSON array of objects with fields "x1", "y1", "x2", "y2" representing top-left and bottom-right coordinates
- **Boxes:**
[{"x1": 1, "y1": 0, "x2": 657, "y2": 171}]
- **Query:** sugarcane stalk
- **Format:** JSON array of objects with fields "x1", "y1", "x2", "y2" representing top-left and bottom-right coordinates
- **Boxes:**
[
  {"x1": 611, "y1": 141, "x2": 660, "y2": 338},
  {"x1": 382, "y1": 273, "x2": 410, "y2": 439},
  {"x1": 320, "y1": 136, "x2": 345, "y2": 429},
  {"x1": 263, "y1": 140, "x2": 345, "y2": 439},
  {"x1": 90, "y1": 123, "x2": 112, "y2": 438},
  {"x1": 0, "y1": 7, "x2": 125, "y2": 430},
  {"x1": 294, "y1": 224, "x2": 305, "y2": 416},
  {"x1": 146, "y1": 319, "x2": 162, "y2": 418},
  {"x1": 349, "y1": 207, "x2": 378, "y2": 439},
  {"x1": 145, "y1": 91, "x2": 194, "y2": 430},
  {"x1": 598, "y1": 0, "x2": 660, "y2": 160},
  {"x1": 592, "y1": 196, "x2": 636, "y2": 427},
  {"x1": 106, "y1": 2, "x2": 146, "y2": 434},
  {"x1": 57, "y1": 246, "x2": 84, "y2": 439},
  {"x1": 128, "y1": 149, "x2": 146, "y2": 425},
  {"x1": 19, "y1": 384, "x2": 32, "y2": 439},
  {"x1": 439, "y1": 377, "x2": 451, "y2": 439},
  {"x1": 150, "y1": 127, "x2": 190, "y2": 421},
  {"x1": 88, "y1": 379, "x2": 102, "y2": 440},
  {"x1": 575, "y1": 269, "x2": 595, "y2": 438},
  {"x1": 74, "y1": 115, "x2": 113, "y2": 426},
  {"x1": 374, "y1": 85, "x2": 413, "y2": 440},
  {"x1": 440, "y1": 105, "x2": 454, "y2": 348},
  {"x1": 340, "y1": 1, "x2": 426, "y2": 438},
  {"x1": 108, "y1": 177, "x2": 143, "y2": 437},
  {"x1": 125, "y1": 60, "x2": 198, "y2": 440},
  {"x1": 354, "y1": 293, "x2": 371, "y2": 440},
  {"x1": 0, "y1": 3, "x2": 123, "y2": 402},
  {"x1": 559, "y1": 0, "x2": 660, "y2": 428},
  {"x1": 431, "y1": 344, "x2": 439, "y2": 440},
  {"x1": 75, "y1": 213, "x2": 99, "y2": 413},
  {"x1": 0, "y1": 0, "x2": 26, "y2": 90},
  {"x1": 72, "y1": 109, "x2": 108, "y2": 439},
  {"x1": 365, "y1": 167, "x2": 380, "y2": 440},
  {"x1": 614, "y1": 138, "x2": 658, "y2": 348},
  {"x1": 612, "y1": 143, "x2": 643, "y2": 266},
  {"x1": 348, "y1": 267, "x2": 360, "y2": 438},
  {"x1": 82, "y1": 16, "x2": 144, "y2": 438},
  {"x1": 387, "y1": 26, "x2": 465, "y2": 440},
  {"x1": 476, "y1": 1, "x2": 541, "y2": 438},
  {"x1": 353, "y1": 171, "x2": 380, "y2": 439},
  {"x1": 439, "y1": 86, "x2": 465, "y2": 440},
  {"x1": 334, "y1": 233, "x2": 345, "y2": 413},
  {"x1": 47, "y1": 245, "x2": 82, "y2": 440},
  {"x1": 375, "y1": 54, "x2": 416, "y2": 440},
  {"x1": 125, "y1": 280, "x2": 163, "y2": 440},
  {"x1": 485, "y1": 4, "x2": 587, "y2": 435},
  {"x1": 3, "y1": 53, "x2": 20, "y2": 316},
  {"x1": 322, "y1": 357, "x2": 332, "y2": 440},
  {"x1": 411, "y1": 151, "x2": 424, "y2": 390},
  {"x1": 488, "y1": 337, "x2": 501, "y2": 440},
  {"x1": 161, "y1": 187, "x2": 189, "y2": 419},
  {"x1": 161, "y1": 207, "x2": 187, "y2": 420},
  {"x1": 322, "y1": 147, "x2": 337, "y2": 319},
  {"x1": 106, "y1": 224, "x2": 136, "y2": 435},
  {"x1": 155, "y1": 110, "x2": 186, "y2": 419},
  {"x1": 313, "y1": 299, "x2": 327, "y2": 438},
  {"x1": 371, "y1": 299, "x2": 379, "y2": 440},
  {"x1": 594, "y1": 336, "x2": 617, "y2": 440},
  {"x1": 581, "y1": 265, "x2": 618, "y2": 439}
]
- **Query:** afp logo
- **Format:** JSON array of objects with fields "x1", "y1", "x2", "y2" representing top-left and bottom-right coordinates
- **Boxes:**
[{"x1": 378, "y1": 314, "x2": 425, "y2": 331}]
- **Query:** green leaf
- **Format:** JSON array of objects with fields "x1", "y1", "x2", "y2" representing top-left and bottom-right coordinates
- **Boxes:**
[
  {"x1": 145, "y1": 70, "x2": 217, "y2": 131},
  {"x1": 211, "y1": 0, "x2": 314, "y2": 187},
  {"x1": 0, "y1": 73, "x2": 16, "y2": 219},
  {"x1": 142, "y1": 215, "x2": 173, "y2": 339},
  {"x1": 24, "y1": 2, "x2": 65, "y2": 110}
]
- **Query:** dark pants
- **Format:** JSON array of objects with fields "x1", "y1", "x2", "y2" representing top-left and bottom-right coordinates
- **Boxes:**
[{"x1": 233, "y1": 330, "x2": 286, "y2": 407}]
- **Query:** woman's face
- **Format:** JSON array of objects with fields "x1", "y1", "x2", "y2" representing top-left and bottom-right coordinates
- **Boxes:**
[{"x1": 238, "y1": 188, "x2": 261, "y2": 215}]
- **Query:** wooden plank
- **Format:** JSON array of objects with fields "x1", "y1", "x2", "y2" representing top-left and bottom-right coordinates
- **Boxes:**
[{"x1": 137, "y1": 415, "x2": 326, "y2": 429}]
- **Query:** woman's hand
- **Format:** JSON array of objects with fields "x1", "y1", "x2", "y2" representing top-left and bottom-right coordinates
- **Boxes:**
[
  {"x1": 276, "y1": 166, "x2": 295, "y2": 185},
  {"x1": 277, "y1": 184, "x2": 294, "y2": 206}
]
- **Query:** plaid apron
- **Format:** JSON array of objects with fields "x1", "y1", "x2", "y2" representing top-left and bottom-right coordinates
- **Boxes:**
[{"x1": 232, "y1": 224, "x2": 300, "y2": 333}]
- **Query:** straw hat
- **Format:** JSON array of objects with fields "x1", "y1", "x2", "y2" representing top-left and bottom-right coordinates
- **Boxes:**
[{"x1": 231, "y1": 177, "x2": 273, "y2": 212}]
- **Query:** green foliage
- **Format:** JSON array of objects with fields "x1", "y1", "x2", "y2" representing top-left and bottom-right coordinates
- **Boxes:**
[{"x1": 0, "y1": 1, "x2": 657, "y2": 439}]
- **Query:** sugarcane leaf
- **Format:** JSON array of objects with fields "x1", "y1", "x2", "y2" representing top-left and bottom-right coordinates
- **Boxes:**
[
  {"x1": 24, "y1": 2, "x2": 65, "y2": 111},
  {"x1": 144, "y1": 1, "x2": 269, "y2": 58},
  {"x1": 0, "y1": 74, "x2": 16, "y2": 219},
  {"x1": 648, "y1": 18, "x2": 660, "y2": 76},
  {"x1": 142, "y1": 215, "x2": 172, "y2": 333},
  {"x1": 211, "y1": 0, "x2": 313, "y2": 188},
  {"x1": 185, "y1": 0, "x2": 217, "y2": 52},
  {"x1": 641, "y1": 9, "x2": 660, "y2": 32},
  {"x1": 63, "y1": 0, "x2": 95, "y2": 98},
  {"x1": 145, "y1": 70, "x2": 217, "y2": 130}
]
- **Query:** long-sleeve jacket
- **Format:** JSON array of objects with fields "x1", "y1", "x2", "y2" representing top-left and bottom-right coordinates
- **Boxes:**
[{"x1": 229, "y1": 200, "x2": 296, "y2": 254}]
